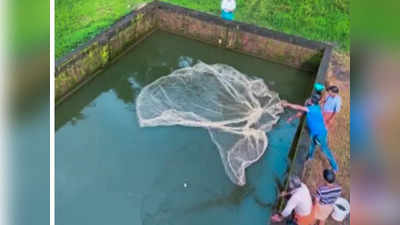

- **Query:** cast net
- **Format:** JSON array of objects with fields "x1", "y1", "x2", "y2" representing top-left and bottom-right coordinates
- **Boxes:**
[{"x1": 136, "y1": 61, "x2": 283, "y2": 185}]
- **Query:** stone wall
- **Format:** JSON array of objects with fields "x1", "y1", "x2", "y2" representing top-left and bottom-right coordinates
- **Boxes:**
[{"x1": 55, "y1": 3, "x2": 157, "y2": 103}]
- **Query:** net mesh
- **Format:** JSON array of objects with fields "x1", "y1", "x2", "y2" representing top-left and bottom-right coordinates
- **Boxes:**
[{"x1": 136, "y1": 61, "x2": 283, "y2": 185}]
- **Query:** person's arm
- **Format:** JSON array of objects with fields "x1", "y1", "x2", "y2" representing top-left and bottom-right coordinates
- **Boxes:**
[
  {"x1": 313, "y1": 188, "x2": 321, "y2": 204},
  {"x1": 321, "y1": 94, "x2": 328, "y2": 105},
  {"x1": 271, "y1": 193, "x2": 298, "y2": 222},
  {"x1": 280, "y1": 195, "x2": 298, "y2": 218},
  {"x1": 281, "y1": 101, "x2": 309, "y2": 112},
  {"x1": 279, "y1": 191, "x2": 289, "y2": 197}
]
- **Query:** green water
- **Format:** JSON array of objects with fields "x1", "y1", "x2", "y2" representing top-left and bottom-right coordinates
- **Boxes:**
[{"x1": 56, "y1": 31, "x2": 313, "y2": 225}]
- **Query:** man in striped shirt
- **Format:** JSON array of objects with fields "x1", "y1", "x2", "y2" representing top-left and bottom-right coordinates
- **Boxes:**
[{"x1": 314, "y1": 169, "x2": 342, "y2": 225}]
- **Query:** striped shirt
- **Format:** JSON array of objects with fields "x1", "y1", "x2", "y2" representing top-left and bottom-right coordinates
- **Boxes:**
[{"x1": 316, "y1": 185, "x2": 342, "y2": 205}]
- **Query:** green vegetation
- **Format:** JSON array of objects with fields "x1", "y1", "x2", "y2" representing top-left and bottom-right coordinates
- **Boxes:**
[{"x1": 56, "y1": 0, "x2": 349, "y2": 59}]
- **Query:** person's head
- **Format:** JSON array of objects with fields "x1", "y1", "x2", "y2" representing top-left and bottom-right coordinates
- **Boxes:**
[
  {"x1": 288, "y1": 175, "x2": 302, "y2": 191},
  {"x1": 323, "y1": 169, "x2": 336, "y2": 184},
  {"x1": 314, "y1": 83, "x2": 325, "y2": 93},
  {"x1": 327, "y1": 85, "x2": 339, "y2": 97},
  {"x1": 310, "y1": 93, "x2": 322, "y2": 105}
]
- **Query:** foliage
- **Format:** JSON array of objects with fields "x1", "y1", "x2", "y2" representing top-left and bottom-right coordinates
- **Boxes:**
[
  {"x1": 55, "y1": 0, "x2": 148, "y2": 58},
  {"x1": 56, "y1": 0, "x2": 350, "y2": 59}
]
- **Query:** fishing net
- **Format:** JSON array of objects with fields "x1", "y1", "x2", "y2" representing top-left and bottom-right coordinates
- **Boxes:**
[{"x1": 136, "y1": 61, "x2": 283, "y2": 185}]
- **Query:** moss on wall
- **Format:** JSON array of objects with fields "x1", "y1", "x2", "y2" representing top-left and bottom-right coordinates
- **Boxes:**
[
  {"x1": 55, "y1": 3, "x2": 157, "y2": 102},
  {"x1": 101, "y1": 45, "x2": 110, "y2": 66}
]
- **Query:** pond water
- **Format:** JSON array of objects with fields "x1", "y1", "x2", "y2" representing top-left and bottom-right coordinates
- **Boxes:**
[
  {"x1": 10, "y1": 91, "x2": 49, "y2": 225},
  {"x1": 56, "y1": 31, "x2": 314, "y2": 225}
]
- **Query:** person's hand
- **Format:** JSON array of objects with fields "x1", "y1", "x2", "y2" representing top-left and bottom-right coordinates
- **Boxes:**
[
  {"x1": 325, "y1": 118, "x2": 332, "y2": 126},
  {"x1": 271, "y1": 214, "x2": 283, "y2": 222},
  {"x1": 281, "y1": 100, "x2": 288, "y2": 107},
  {"x1": 279, "y1": 191, "x2": 288, "y2": 197}
]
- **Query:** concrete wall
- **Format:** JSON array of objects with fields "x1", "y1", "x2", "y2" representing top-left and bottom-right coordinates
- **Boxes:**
[
  {"x1": 290, "y1": 46, "x2": 333, "y2": 178},
  {"x1": 55, "y1": 4, "x2": 157, "y2": 103},
  {"x1": 156, "y1": 2, "x2": 325, "y2": 71}
]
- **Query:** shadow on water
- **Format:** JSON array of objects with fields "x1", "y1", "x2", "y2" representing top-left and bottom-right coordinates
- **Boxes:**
[
  {"x1": 140, "y1": 177, "x2": 286, "y2": 225},
  {"x1": 183, "y1": 185, "x2": 255, "y2": 213},
  {"x1": 141, "y1": 184, "x2": 257, "y2": 225},
  {"x1": 55, "y1": 71, "x2": 145, "y2": 130}
]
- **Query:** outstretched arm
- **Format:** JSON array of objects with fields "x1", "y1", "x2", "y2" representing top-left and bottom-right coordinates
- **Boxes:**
[{"x1": 281, "y1": 100, "x2": 309, "y2": 112}]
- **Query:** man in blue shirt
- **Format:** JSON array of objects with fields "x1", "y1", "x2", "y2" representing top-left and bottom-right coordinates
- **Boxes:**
[{"x1": 281, "y1": 94, "x2": 339, "y2": 172}]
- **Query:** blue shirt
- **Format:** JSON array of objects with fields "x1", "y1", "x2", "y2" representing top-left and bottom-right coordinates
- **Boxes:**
[
  {"x1": 323, "y1": 95, "x2": 341, "y2": 113},
  {"x1": 306, "y1": 105, "x2": 327, "y2": 136}
]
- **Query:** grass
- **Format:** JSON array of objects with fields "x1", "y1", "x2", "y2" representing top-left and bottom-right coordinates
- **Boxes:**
[
  {"x1": 55, "y1": 0, "x2": 148, "y2": 58},
  {"x1": 56, "y1": 0, "x2": 350, "y2": 59}
]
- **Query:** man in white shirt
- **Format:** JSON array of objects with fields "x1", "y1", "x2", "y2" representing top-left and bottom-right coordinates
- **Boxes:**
[
  {"x1": 271, "y1": 176, "x2": 314, "y2": 225},
  {"x1": 221, "y1": 0, "x2": 236, "y2": 20}
]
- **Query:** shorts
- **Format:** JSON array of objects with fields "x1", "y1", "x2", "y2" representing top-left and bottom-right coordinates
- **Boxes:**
[
  {"x1": 221, "y1": 10, "x2": 234, "y2": 20},
  {"x1": 314, "y1": 202, "x2": 334, "y2": 220},
  {"x1": 323, "y1": 112, "x2": 335, "y2": 128},
  {"x1": 294, "y1": 208, "x2": 315, "y2": 225},
  {"x1": 295, "y1": 214, "x2": 315, "y2": 225}
]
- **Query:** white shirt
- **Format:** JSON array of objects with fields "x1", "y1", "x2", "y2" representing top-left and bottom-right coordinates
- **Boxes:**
[
  {"x1": 221, "y1": 0, "x2": 236, "y2": 12},
  {"x1": 281, "y1": 183, "x2": 313, "y2": 217}
]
